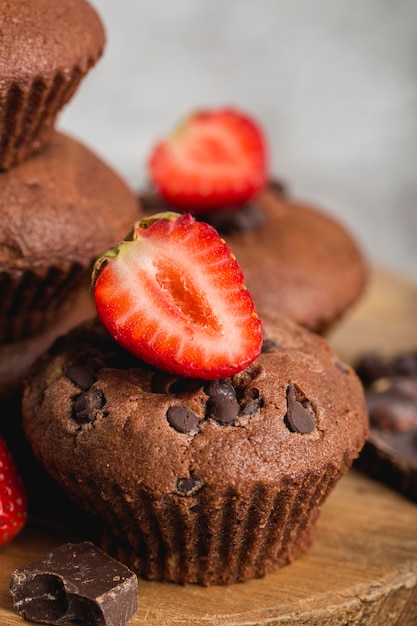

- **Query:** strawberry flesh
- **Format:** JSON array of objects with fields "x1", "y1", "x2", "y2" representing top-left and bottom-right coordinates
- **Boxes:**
[
  {"x1": 0, "y1": 436, "x2": 27, "y2": 546},
  {"x1": 148, "y1": 108, "x2": 268, "y2": 212},
  {"x1": 93, "y1": 213, "x2": 262, "y2": 379}
]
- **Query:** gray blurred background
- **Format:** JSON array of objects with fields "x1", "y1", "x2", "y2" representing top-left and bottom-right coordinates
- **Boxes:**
[{"x1": 59, "y1": 0, "x2": 417, "y2": 281}]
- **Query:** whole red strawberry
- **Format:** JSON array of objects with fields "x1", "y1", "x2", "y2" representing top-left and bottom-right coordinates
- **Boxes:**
[
  {"x1": 0, "y1": 436, "x2": 27, "y2": 545},
  {"x1": 148, "y1": 107, "x2": 268, "y2": 211},
  {"x1": 92, "y1": 212, "x2": 262, "y2": 379}
]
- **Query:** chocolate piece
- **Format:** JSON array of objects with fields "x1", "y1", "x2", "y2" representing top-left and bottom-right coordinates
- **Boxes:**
[
  {"x1": 176, "y1": 477, "x2": 203, "y2": 495},
  {"x1": 72, "y1": 388, "x2": 106, "y2": 424},
  {"x1": 152, "y1": 373, "x2": 203, "y2": 394},
  {"x1": 239, "y1": 387, "x2": 263, "y2": 417},
  {"x1": 334, "y1": 360, "x2": 349, "y2": 375},
  {"x1": 66, "y1": 364, "x2": 97, "y2": 390},
  {"x1": 284, "y1": 383, "x2": 316, "y2": 434},
  {"x1": 355, "y1": 352, "x2": 417, "y2": 501},
  {"x1": 262, "y1": 338, "x2": 279, "y2": 353},
  {"x1": 10, "y1": 541, "x2": 138, "y2": 626},
  {"x1": 199, "y1": 203, "x2": 266, "y2": 234},
  {"x1": 167, "y1": 405, "x2": 200, "y2": 434},
  {"x1": 205, "y1": 380, "x2": 240, "y2": 424}
]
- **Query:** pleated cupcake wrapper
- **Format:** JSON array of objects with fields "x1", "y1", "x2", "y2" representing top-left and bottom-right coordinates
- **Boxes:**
[
  {"x1": 99, "y1": 465, "x2": 343, "y2": 586},
  {"x1": 0, "y1": 64, "x2": 89, "y2": 171},
  {"x1": 0, "y1": 262, "x2": 86, "y2": 342}
]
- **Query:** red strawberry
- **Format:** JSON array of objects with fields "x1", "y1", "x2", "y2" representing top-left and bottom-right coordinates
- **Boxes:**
[
  {"x1": 147, "y1": 107, "x2": 268, "y2": 211},
  {"x1": 0, "y1": 436, "x2": 27, "y2": 546},
  {"x1": 92, "y1": 212, "x2": 262, "y2": 379}
]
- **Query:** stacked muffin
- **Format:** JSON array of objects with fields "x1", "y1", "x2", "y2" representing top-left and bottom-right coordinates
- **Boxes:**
[
  {"x1": 0, "y1": 0, "x2": 140, "y2": 400},
  {"x1": 15, "y1": 25, "x2": 369, "y2": 586}
]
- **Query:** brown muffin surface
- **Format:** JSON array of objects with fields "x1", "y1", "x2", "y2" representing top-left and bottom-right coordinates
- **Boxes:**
[
  {"x1": 22, "y1": 313, "x2": 368, "y2": 585},
  {"x1": 0, "y1": 0, "x2": 105, "y2": 169}
]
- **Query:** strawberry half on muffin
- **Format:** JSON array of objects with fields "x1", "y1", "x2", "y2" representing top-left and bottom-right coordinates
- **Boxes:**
[
  {"x1": 22, "y1": 212, "x2": 368, "y2": 585},
  {"x1": 141, "y1": 106, "x2": 367, "y2": 334}
]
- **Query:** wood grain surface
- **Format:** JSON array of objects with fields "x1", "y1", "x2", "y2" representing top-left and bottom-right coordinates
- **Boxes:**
[{"x1": 1, "y1": 268, "x2": 416, "y2": 626}]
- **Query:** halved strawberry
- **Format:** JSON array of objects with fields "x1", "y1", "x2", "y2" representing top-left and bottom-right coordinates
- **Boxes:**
[
  {"x1": 0, "y1": 436, "x2": 27, "y2": 546},
  {"x1": 147, "y1": 107, "x2": 268, "y2": 212},
  {"x1": 92, "y1": 212, "x2": 262, "y2": 379}
]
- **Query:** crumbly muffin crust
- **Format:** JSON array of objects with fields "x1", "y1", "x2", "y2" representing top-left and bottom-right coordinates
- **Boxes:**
[{"x1": 22, "y1": 314, "x2": 368, "y2": 584}]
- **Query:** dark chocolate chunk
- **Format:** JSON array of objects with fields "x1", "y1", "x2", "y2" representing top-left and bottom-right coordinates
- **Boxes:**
[
  {"x1": 391, "y1": 352, "x2": 417, "y2": 377},
  {"x1": 262, "y1": 338, "x2": 279, "y2": 353},
  {"x1": 152, "y1": 373, "x2": 203, "y2": 394},
  {"x1": 199, "y1": 203, "x2": 266, "y2": 234},
  {"x1": 176, "y1": 477, "x2": 203, "y2": 495},
  {"x1": 239, "y1": 387, "x2": 263, "y2": 417},
  {"x1": 355, "y1": 353, "x2": 391, "y2": 385},
  {"x1": 205, "y1": 379, "x2": 240, "y2": 425},
  {"x1": 72, "y1": 388, "x2": 106, "y2": 425},
  {"x1": 268, "y1": 178, "x2": 288, "y2": 197},
  {"x1": 334, "y1": 360, "x2": 349, "y2": 375},
  {"x1": 284, "y1": 383, "x2": 316, "y2": 434},
  {"x1": 354, "y1": 351, "x2": 417, "y2": 502},
  {"x1": 66, "y1": 364, "x2": 97, "y2": 391},
  {"x1": 9, "y1": 541, "x2": 138, "y2": 626},
  {"x1": 366, "y1": 379, "x2": 417, "y2": 432},
  {"x1": 167, "y1": 405, "x2": 200, "y2": 434}
]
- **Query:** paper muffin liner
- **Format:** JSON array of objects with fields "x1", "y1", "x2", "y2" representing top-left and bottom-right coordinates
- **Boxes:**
[
  {"x1": 0, "y1": 65, "x2": 90, "y2": 171},
  {"x1": 0, "y1": 262, "x2": 86, "y2": 342},
  {"x1": 97, "y1": 463, "x2": 345, "y2": 586}
]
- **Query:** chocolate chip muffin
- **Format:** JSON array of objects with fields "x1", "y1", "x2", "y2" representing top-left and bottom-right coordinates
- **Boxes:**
[
  {"x1": 141, "y1": 181, "x2": 367, "y2": 334},
  {"x1": 0, "y1": 0, "x2": 105, "y2": 170},
  {"x1": 354, "y1": 351, "x2": 417, "y2": 501},
  {"x1": 0, "y1": 130, "x2": 139, "y2": 343},
  {"x1": 22, "y1": 313, "x2": 368, "y2": 585}
]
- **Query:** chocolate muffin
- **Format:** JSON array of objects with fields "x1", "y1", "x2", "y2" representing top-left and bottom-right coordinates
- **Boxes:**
[
  {"x1": 0, "y1": 130, "x2": 139, "y2": 343},
  {"x1": 141, "y1": 181, "x2": 367, "y2": 334},
  {"x1": 22, "y1": 313, "x2": 368, "y2": 585},
  {"x1": 0, "y1": 0, "x2": 105, "y2": 170},
  {"x1": 354, "y1": 351, "x2": 417, "y2": 501}
]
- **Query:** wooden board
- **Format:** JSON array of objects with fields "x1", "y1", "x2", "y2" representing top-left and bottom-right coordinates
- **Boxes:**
[{"x1": 1, "y1": 268, "x2": 416, "y2": 626}]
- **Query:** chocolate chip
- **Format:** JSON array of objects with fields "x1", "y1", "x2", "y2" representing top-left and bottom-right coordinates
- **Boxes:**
[
  {"x1": 205, "y1": 380, "x2": 240, "y2": 425},
  {"x1": 262, "y1": 338, "x2": 279, "y2": 353},
  {"x1": 334, "y1": 360, "x2": 349, "y2": 375},
  {"x1": 199, "y1": 203, "x2": 266, "y2": 234},
  {"x1": 152, "y1": 373, "x2": 203, "y2": 394},
  {"x1": 66, "y1": 364, "x2": 97, "y2": 390},
  {"x1": 10, "y1": 541, "x2": 138, "y2": 626},
  {"x1": 355, "y1": 354, "x2": 391, "y2": 385},
  {"x1": 392, "y1": 353, "x2": 417, "y2": 377},
  {"x1": 176, "y1": 477, "x2": 202, "y2": 495},
  {"x1": 239, "y1": 387, "x2": 263, "y2": 417},
  {"x1": 366, "y1": 377, "x2": 417, "y2": 432},
  {"x1": 140, "y1": 190, "x2": 170, "y2": 215},
  {"x1": 239, "y1": 397, "x2": 263, "y2": 417},
  {"x1": 166, "y1": 406, "x2": 200, "y2": 434},
  {"x1": 269, "y1": 178, "x2": 288, "y2": 197},
  {"x1": 284, "y1": 383, "x2": 316, "y2": 434},
  {"x1": 72, "y1": 388, "x2": 106, "y2": 424}
]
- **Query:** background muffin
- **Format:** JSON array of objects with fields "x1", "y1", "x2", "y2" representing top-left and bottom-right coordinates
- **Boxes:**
[
  {"x1": 0, "y1": 0, "x2": 105, "y2": 170},
  {"x1": 22, "y1": 313, "x2": 368, "y2": 585},
  {"x1": 142, "y1": 107, "x2": 367, "y2": 334}
]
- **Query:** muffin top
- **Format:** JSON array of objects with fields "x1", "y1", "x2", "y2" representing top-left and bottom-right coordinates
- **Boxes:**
[
  {"x1": 0, "y1": 131, "x2": 139, "y2": 274},
  {"x1": 23, "y1": 313, "x2": 368, "y2": 498},
  {"x1": 0, "y1": 0, "x2": 105, "y2": 90}
]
